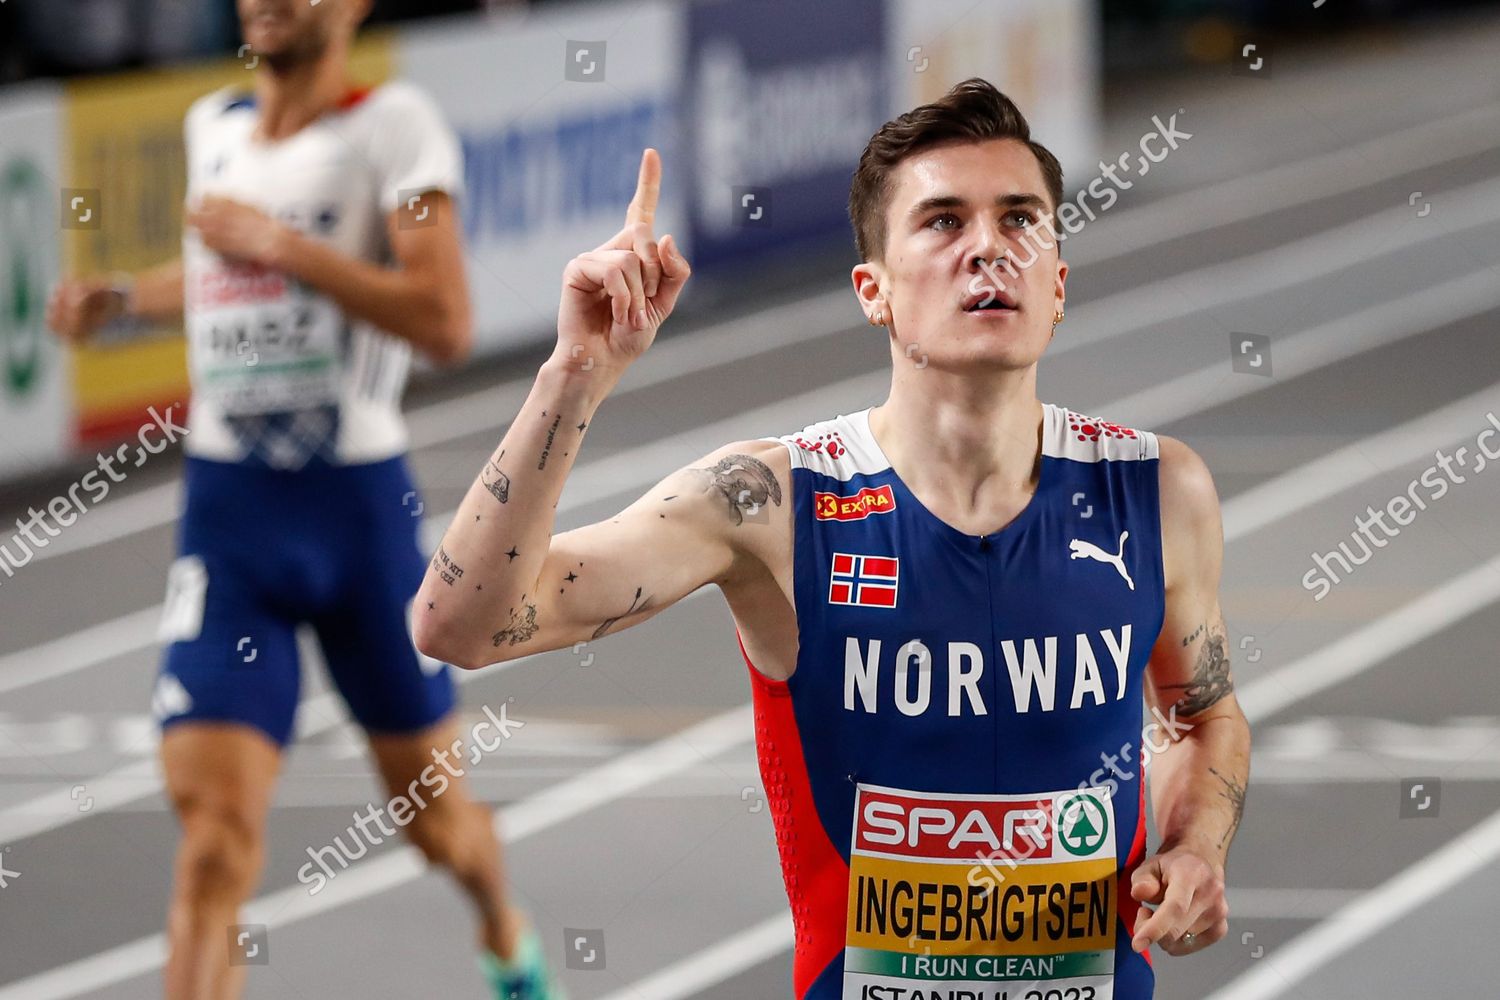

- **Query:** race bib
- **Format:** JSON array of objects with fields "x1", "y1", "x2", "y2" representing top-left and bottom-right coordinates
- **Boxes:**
[
  {"x1": 188, "y1": 262, "x2": 344, "y2": 415},
  {"x1": 844, "y1": 784, "x2": 1118, "y2": 1000}
]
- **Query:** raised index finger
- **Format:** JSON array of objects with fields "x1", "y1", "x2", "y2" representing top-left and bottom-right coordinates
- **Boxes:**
[{"x1": 624, "y1": 148, "x2": 661, "y2": 231}]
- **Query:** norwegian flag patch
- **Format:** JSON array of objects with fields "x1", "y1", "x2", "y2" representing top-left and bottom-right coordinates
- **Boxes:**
[{"x1": 829, "y1": 552, "x2": 899, "y2": 608}]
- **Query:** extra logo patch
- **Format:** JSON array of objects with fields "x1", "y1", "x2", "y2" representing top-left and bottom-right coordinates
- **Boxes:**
[
  {"x1": 815, "y1": 483, "x2": 896, "y2": 521},
  {"x1": 829, "y1": 552, "x2": 899, "y2": 608}
]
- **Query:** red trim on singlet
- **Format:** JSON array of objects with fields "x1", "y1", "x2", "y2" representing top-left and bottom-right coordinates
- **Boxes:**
[
  {"x1": 737, "y1": 627, "x2": 849, "y2": 999},
  {"x1": 336, "y1": 86, "x2": 374, "y2": 111},
  {"x1": 1118, "y1": 739, "x2": 1153, "y2": 969}
]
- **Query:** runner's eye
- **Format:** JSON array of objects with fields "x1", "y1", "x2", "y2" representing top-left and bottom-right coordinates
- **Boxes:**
[{"x1": 927, "y1": 214, "x2": 959, "y2": 232}]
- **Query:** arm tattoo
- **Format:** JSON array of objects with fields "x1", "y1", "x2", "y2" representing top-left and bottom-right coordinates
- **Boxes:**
[
  {"x1": 692, "y1": 453, "x2": 783, "y2": 526},
  {"x1": 431, "y1": 545, "x2": 466, "y2": 586},
  {"x1": 481, "y1": 449, "x2": 510, "y2": 504},
  {"x1": 492, "y1": 601, "x2": 539, "y2": 647},
  {"x1": 1159, "y1": 623, "x2": 1233, "y2": 716},
  {"x1": 1208, "y1": 766, "x2": 1246, "y2": 849},
  {"x1": 591, "y1": 586, "x2": 650, "y2": 640},
  {"x1": 537, "y1": 413, "x2": 562, "y2": 470}
]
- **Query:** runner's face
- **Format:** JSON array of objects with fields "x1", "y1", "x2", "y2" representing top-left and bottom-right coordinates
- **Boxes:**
[
  {"x1": 238, "y1": 0, "x2": 351, "y2": 63},
  {"x1": 870, "y1": 139, "x2": 1067, "y2": 372}
]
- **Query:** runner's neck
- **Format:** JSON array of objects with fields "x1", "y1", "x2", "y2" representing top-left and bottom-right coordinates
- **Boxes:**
[{"x1": 252, "y1": 46, "x2": 361, "y2": 142}]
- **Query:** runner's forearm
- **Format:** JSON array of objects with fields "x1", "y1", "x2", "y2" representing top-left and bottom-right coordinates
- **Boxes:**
[
  {"x1": 268, "y1": 228, "x2": 469, "y2": 363},
  {"x1": 415, "y1": 358, "x2": 619, "y2": 658},
  {"x1": 1148, "y1": 713, "x2": 1250, "y2": 870},
  {"x1": 124, "y1": 259, "x2": 186, "y2": 323}
]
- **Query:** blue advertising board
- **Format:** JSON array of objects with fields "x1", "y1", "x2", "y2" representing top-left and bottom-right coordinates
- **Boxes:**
[{"x1": 683, "y1": 0, "x2": 887, "y2": 271}]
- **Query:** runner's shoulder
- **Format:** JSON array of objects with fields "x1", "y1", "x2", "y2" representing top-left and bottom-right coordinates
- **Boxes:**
[
  {"x1": 679, "y1": 438, "x2": 793, "y2": 588},
  {"x1": 185, "y1": 85, "x2": 250, "y2": 132},
  {"x1": 355, "y1": 80, "x2": 448, "y2": 125},
  {"x1": 1156, "y1": 435, "x2": 1218, "y2": 522},
  {"x1": 1156, "y1": 434, "x2": 1223, "y2": 586},
  {"x1": 665, "y1": 438, "x2": 792, "y2": 519}
]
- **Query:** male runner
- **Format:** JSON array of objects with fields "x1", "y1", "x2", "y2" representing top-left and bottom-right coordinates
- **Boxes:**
[
  {"x1": 47, "y1": 1, "x2": 563, "y2": 997},
  {"x1": 417, "y1": 79, "x2": 1250, "y2": 999}
]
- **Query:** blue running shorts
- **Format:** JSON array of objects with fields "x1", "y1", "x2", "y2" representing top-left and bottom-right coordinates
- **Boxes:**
[{"x1": 153, "y1": 454, "x2": 455, "y2": 747}]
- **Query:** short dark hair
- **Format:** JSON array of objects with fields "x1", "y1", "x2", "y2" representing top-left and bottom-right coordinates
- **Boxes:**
[{"x1": 848, "y1": 78, "x2": 1064, "y2": 262}]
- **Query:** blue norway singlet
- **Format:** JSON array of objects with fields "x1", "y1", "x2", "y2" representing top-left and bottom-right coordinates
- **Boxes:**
[{"x1": 738, "y1": 402, "x2": 1165, "y2": 1000}]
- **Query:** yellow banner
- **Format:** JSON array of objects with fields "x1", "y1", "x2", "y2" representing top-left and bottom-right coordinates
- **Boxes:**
[{"x1": 63, "y1": 32, "x2": 393, "y2": 441}]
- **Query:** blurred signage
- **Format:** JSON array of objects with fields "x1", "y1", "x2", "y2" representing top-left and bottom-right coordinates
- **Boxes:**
[
  {"x1": 682, "y1": 0, "x2": 888, "y2": 272},
  {"x1": 0, "y1": 86, "x2": 70, "y2": 477},
  {"x1": 398, "y1": 3, "x2": 685, "y2": 353}
]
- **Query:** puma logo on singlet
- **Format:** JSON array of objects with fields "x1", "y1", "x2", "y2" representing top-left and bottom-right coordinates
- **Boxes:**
[{"x1": 1069, "y1": 531, "x2": 1134, "y2": 590}]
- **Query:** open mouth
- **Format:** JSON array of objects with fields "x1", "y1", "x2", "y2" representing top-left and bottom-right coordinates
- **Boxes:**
[{"x1": 963, "y1": 292, "x2": 1019, "y2": 313}]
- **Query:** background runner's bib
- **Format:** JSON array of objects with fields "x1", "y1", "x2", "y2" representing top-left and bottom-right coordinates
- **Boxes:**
[
  {"x1": 742, "y1": 404, "x2": 1165, "y2": 1000},
  {"x1": 180, "y1": 82, "x2": 463, "y2": 465},
  {"x1": 187, "y1": 268, "x2": 343, "y2": 415}
]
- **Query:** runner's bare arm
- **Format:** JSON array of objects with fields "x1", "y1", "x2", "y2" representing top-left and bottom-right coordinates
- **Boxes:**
[
  {"x1": 183, "y1": 190, "x2": 471, "y2": 364},
  {"x1": 415, "y1": 149, "x2": 730, "y2": 670},
  {"x1": 1130, "y1": 434, "x2": 1251, "y2": 954},
  {"x1": 415, "y1": 428, "x2": 784, "y2": 669},
  {"x1": 1142, "y1": 435, "x2": 1251, "y2": 866},
  {"x1": 46, "y1": 258, "x2": 184, "y2": 344}
]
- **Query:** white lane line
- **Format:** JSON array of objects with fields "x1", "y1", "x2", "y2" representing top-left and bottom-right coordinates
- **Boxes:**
[
  {"x1": 595, "y1": 912, "x2": 795, "y2": 1000},
  {"x1": 1236, "y1": 551, "x2": 1500, "y2": 722},
  {"x1": 1090, "y1": 102, "x2": 1500, "y2": 253},
  {"x1": 1250, "y1": 762, "x2": 1500, "y2": 782},
  {"x1": 0, "y1": 607, "x2": 163, "y2": 698},
  {"x1": 1062, "y1": 174, "x2": 1500, "y2": 358},
  {"x1": 1204, "y1": 805, "x2": 1500, "y2": 1000},
  {"x1": 0, "y1": 705, "x2": 754, "y2": 1000},
  {"x1": 8, "y1": 480, "x2": 184, "y2": 566},
  {"x1": 15, "y1": 106, "x2": 1498, "y2": 567},
  {"x1": 1111, "y1": 267, "x2": 1500, "y2": 431},
  {"x1": 12, "y1": 179, "x2": 1500, "y2": 701},
  {"x1": 0, "y1": 581, "x2": 710, "y2": 841},
  {"x1": 1221, "y1": 380, "x2": 1500, "y2": 538}
]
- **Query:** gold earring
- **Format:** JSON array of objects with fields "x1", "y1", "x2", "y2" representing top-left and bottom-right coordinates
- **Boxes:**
[
  {"x1": 870, "y1": 309, "x2": 885, "y2": 327},
  {"x1": 1052, "y1": 308, "x2": 1064, "y2": 328}
]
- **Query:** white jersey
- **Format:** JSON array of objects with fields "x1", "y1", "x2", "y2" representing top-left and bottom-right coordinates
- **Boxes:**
[{"x1": 181, "y1": 82, "x2": 463, "y2": 468}]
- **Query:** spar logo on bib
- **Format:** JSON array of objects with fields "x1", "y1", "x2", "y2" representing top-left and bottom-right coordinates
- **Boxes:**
[{"x1": 1057, "y1": 792, "x2": 1109, "y2": 857}]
